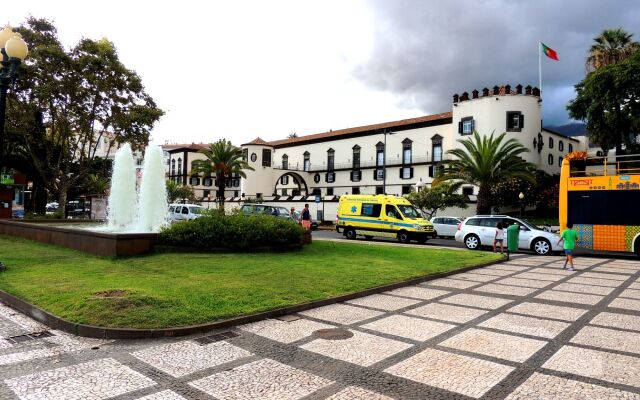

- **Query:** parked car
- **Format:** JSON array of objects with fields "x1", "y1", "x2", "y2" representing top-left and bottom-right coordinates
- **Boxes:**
[
  {"x1": 430, "y1": 216, "x2": 463, "y2": 238},
  {"x1": 167, "y1": 204, "x2": 204, "y2": 221},
  {"x1": 454, "y1": 215, "x2": 562, "y2": 255},
  {"x1": 240, "y1": 204, "x2": 296, "y2": 221}
]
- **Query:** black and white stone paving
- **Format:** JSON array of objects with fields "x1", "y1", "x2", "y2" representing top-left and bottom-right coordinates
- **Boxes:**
[{"x1": 1, "y1": 254, "x2": 640, "y2": 399}]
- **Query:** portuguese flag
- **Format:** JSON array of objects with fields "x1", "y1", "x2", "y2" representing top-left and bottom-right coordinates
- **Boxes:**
[{"x1": 541, "y1": 42, "x2": 559, "y2": 61}]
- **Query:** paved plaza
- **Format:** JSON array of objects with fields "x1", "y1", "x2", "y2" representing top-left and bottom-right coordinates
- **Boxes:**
[{"x1": 1, "y1": 254, "x2": 640, "y2": 399}]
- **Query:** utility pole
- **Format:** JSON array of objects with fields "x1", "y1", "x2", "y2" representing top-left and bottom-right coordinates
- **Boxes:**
[{"x1": 383, "y1": 129, "x2": 387, "y2": 194}]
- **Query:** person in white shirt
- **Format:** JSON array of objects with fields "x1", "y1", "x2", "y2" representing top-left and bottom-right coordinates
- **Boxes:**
[{"x1": 493, "y1": 222, "x2": 505, "y2": 254}]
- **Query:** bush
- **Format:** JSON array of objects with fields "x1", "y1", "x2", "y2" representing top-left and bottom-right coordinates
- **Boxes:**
[{"x1": 158, "y1": 211, "x2": 305, "y2": 250}]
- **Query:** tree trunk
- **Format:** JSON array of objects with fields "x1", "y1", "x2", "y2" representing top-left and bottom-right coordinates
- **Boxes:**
[
  {"x1": 58, "y1": 190, "x2": 67, "y2": 218},
  {"x1": 476, "y1": 185, "x2": 492, "y2": 215},
  {"x1": 217, "y1": 180, "x2": 226, "y2": 213}
]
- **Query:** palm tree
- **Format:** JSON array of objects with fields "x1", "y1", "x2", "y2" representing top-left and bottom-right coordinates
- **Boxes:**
[
  {"x1": 434, "y1": 131, "x2": 536, "y2": 214},
  {"x1": 586, "y1": 28, "x2": 639, "y2": 71},
  {"x1": 191, "y1": 139, "x2": 254, "y2": 212}
]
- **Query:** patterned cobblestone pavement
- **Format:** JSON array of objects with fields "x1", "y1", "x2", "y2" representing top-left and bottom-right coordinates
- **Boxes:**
[{"x1": 1, "y1": 254, "x2": 640, "y2": 399}]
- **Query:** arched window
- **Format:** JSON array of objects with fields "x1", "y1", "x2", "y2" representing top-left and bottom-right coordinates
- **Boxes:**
[
  {"x1": 177, "y1": 157, "x2": 182, "y2": 175},
  {"x1": 569, "y1": 143, "x2": 574, "y2": 153},
  {"x1": 559, "y1": 156, "x2": 563, "y2": 166},
  {"x1": 171, "y1": 159, "x2": 175, "y2": 175},
  {"x1": 327, "y1": 148, "x2": 335, "y2": 171},
  {"x1": 376, "y1": 142, "x2": 384, "y2": 166},
  {"x1": 548, "y1": 137, "x2": 554, "y2": 149},
  {"x1": 352, "y1": 145, "x2": 360, "y2": 169},
  {"x1": 548, "y1": 154, "x2": 554, "y2": 165},
  {"x1": 559, "y1": 141, "x2": 564, "y2": 152},
  {"x1": 303, "y1": 152, "x2": 310, "y2": 171},
  {"x1": 282, "y1": 154, "x2": 288, "y2": 169}
]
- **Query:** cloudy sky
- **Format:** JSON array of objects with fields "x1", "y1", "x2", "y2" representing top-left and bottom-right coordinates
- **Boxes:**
[{"x1": 8, "y1": 0, "x2": 640, "y2": 145}]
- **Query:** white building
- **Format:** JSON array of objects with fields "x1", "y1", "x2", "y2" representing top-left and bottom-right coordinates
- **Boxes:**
[{"x1": 239, "y1": 84, "x2": 584, "y2": 200}]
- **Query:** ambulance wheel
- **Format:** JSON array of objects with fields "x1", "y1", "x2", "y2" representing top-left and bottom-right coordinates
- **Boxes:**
[
  {"x1": 397, "y1": 231, "x2": 411, "y2": 244},
  {"x1": 364, "y1": 235, "x2": 373, "y2": 240},
  {"x1": 635, "y1": 237, "x2": 640, "y2": 257},
  {"x1": 345, "y1": 228, "x2": 357, "y2": 240}
]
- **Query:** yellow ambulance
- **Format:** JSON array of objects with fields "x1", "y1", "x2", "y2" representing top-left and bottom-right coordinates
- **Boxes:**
[{"x1": 336, "y1": 195, "x2": 435, "y2": 244}]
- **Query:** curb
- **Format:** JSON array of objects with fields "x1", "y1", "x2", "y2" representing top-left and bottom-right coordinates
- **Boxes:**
[{"x1": 0, "y1": 257, "x2": 506, "y2": 340}]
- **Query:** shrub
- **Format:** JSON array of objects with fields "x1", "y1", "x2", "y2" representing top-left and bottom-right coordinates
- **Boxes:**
[{"x1": 158, "y1": 211, "x2": 304, "y2": 250}]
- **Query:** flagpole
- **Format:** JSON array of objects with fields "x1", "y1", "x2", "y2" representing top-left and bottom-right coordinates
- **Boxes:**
[{"x1": 538, "y1": 41, "x2": 542, "y2": 99}]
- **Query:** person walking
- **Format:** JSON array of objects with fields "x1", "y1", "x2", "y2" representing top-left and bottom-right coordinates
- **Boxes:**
[
  {"x1": 493, "y1": 222, "x2": 505, "y2": 254},
  {"x1": 301, "y1": 203, "x2": 312, "y2": 231},
  {"x1": 558, "y1": 222, "x2": 578, "y2": 271},
  {"x1": 290, "y1": 207, "x2": 297, "y2": 222}
]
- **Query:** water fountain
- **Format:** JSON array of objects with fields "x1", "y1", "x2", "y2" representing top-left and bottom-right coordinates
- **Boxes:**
[{"x1": 0, "y1": 143, "x2": 168, "y2": 256}]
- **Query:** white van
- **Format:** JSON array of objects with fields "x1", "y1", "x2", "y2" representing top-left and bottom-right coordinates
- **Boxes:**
[{"x1": 167, "y1": 204, "x2": 204, "y2": 222}]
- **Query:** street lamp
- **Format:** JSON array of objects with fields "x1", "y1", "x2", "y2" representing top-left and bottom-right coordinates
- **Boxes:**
[
  {"x1": 0, "y1": 25, "x2": 29, "y2": 176},
  {"x1": 518, "y1": 192, "x2": 525, "y2": 218}
]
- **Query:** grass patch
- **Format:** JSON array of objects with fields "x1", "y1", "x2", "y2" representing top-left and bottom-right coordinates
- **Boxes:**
[{"x1": 0, "y1": 235, "x2": 501, "y2": 328}]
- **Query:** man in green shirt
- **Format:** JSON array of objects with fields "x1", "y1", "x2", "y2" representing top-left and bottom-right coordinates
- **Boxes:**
[{"x1": 558, "y1": 222, "x2": 578, "y2": 271}]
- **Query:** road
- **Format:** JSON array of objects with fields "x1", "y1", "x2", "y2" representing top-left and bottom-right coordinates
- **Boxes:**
[{"x1": 313, "y1": 228, "x2": 639, "y2": 259}]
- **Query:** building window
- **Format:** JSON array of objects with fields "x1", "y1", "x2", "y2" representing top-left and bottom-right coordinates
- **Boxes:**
[
  {"x1": 190, "y1": 176, "x2": 199, "y2": 186},
  {"x1": 313, "y1": 173, "x2": 320, "y2": 183},
  {"x1": 506, "y1": 111, "x2": 524, "y2": 132},
  {"x1": 459, "y1": 117, "x2": 474, "y2": 135},
  {"x1": 402, "y1": 139, "x2": 412, "y2": 164},
  {"x1": 402, "y1": 185, "x2": 411, "y2": 195},
  {"x1": 374, "y1": 169, "x2": 384, "y2": 181},
  {"x1": 400, "y1": 167, "x2": 413, "y2": 179},
  {"x1": 327, "y1": 148, "x2": 335, "y2": 171},
  {"x1": 171, "y1": 159, "x2": 175, "y2": 175},
  {"x1": 282, "y1": 154, "x2": 288, "y2": 169},
  {"x1": 203, "y1": 177, "x2": 213, "y2": 186},
  {"x1": 242, "y1": 148, "x2": 248, "y2": 161},
  {"x1": 352, "y1": 187, "x2": 361, "y2": 195},
  {"x1": 376, "y1": 142, "x2": 384, "y2": 167},
  {"x1": 327, "y1": 187, "x2": 334, "y2": 196},
  {"x1": 548, "y1": 154, "x2": 554, "y2": 165},
  {"x1": 325, "y1": 172, "x2": 335, "y2": 183},
  {"x1": 462, "y1": 187, "x2": 474, "y2": 196},
  {"x1": 281, "y1": 175, "x2": 289, "y2": 185},
  {"x1": 203, "y1": 189, "x2": 210, "y2": 199},
  {"x1": 352, "y1": 145, "x2": 360, "y2": 169},
  {"x1": 281, "y1": 188, "x2": 288, "y2": 195},
  {"x1": 250, "y1": 153, "x2": 257, "y2": 162},
  {"x1": 303, "y1": 152, "x2": 310, "y2": 171},
  {"x1": 549, "y1": 137, "x2": 554, "y2": 149},
  {"x1": 559, "y1": 141, "x2": 564, "y2": 152},
  {"x1": 569, "y1": 143, "x2": 573, "y2": 153},
  {"x1": 312, "y1": 188, "x2": 321, "y2": 196},
  {"x1": 431, "y1": 134, "x2": 443, "y2": 162},
  {"x1": 376, "y1": 186, "x2": 384, "y2": 195},
  {"x1": 177, "y1": 157, "x2": 182, "y2": 175},
  {"x1": 351, "y1": 170, "x2": 361, "y2": 182},
  {"x1": 559, "y1": 156, "x2": 563, "y2": 166},
  {"x1": 262, "y1": 149, "x2": 271, "y2": 167}
]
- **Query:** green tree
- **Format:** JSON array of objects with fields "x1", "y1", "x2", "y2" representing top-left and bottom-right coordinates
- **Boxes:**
[
  {"x1": 8, "y1": 18, "x2": 163, "y2": 215},
  {"x1": 404, "y1": 183, "x2": 467, "y2": 219},
  {"x1": 434, "y1": 131, "x2": 536, "y2": 214},
  {"x1": 568, "y1": 50, "x2": 640, "y2": 155},
  {"x1": 84, "y1": 173, "x2": 109, "y2": 195},
  {"x1": 586, "y1": 28, "x2": 639, "y2": 71},
  {"x1": 165, "y1": 180, "x2": 198, "y2": 204},
  {"x1": 191, "y1": 139, "x2": 254, "y2": 212}
]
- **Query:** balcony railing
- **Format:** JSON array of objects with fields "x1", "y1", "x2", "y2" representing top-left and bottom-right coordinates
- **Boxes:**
[{"x1": 273, "y1": 155, "x2": 450, "y2": 172}]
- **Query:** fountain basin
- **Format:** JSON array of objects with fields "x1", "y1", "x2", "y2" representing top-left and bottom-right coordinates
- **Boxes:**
[{"x1": 0, "y1": 220, "x2": 157, "y2": 257}]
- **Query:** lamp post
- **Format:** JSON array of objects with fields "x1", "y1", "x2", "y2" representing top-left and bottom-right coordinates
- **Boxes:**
[
  {"x1": 0, "y1": 25, "x2": 29, "y2": 176},
  {"x1": 518, "y1": 192, "x2": 525, "y2": 218}
]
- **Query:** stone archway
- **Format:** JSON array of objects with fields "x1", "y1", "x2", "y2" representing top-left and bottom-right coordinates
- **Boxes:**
[{"x1": 274, "y1": 171, "x2": 309, "y2": 196}]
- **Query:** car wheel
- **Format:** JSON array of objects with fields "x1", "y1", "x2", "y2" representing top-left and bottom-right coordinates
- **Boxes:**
[
  {"x1": 364, "y1": 235, "x2": 373, "y2": 240},
  {"x1": 433, "y1": 230, "x2": 439, "y2": 239},
  {"x1": 464, "y1": 234, "x2": 480, "y2": 250},
  {"x1": 397, "y1": 231, "x2": 411, "y2": 244},
  {"x1": 532, "y1": 238, "x2": 551, "y2": 255},
  {"x1": 345, "y1": 228, "x2": 357, "y2": 240}
]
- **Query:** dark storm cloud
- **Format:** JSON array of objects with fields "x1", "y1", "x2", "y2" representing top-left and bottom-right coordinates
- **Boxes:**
[{"x1": 355, "y1": 0, "x2": 640, "y2": 125}]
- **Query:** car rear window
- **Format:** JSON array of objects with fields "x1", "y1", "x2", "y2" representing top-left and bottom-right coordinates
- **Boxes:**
[{"x1": 465, "y1": 218, "x2": 481, "y2": 226}]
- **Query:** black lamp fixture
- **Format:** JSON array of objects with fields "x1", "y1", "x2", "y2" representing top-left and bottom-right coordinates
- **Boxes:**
[
  {"x1": 532, "y1": 132, "x2": 544, "y2": 153},
  {"x1": 0, "y1": 25, "x2": 29, "y2": 175}
]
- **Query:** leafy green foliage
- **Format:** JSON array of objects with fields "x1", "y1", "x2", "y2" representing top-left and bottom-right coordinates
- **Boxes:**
[
  {"x1": 490, "y1": 171, "x2": 559, "y2": 213},
  {"x1": 159, "y1": 212, "x2": 304, "y2": 250},
  {"x1": 166, "y1": 180, "x2": 198, "y2": 203},
  {"x1": 404, "y1": 183, "x2": 467, "y2": 219},
  {"x1": 586, "y1": 28, "x2": 639, "y2": 71},
  {"x1": 191, "y1": 139, "x2": 254, "y2": 211},
  {"x1": 568, "y1": 50, "x2": 640, "y2": 154},
  {"x1": 435, "y1": 131, "x2": 536, "y2": 214},
  {"x1": 8, "y1": 18, "x2": 163, "y2": 215}
]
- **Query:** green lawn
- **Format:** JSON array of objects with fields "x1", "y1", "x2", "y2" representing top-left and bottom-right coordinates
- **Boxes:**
[{"x1": 0, "y1": 235, "x2": 501, "y2": 328}]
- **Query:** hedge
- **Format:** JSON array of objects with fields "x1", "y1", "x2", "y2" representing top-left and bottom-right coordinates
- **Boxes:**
[{"x1": 158, "y1": 211, "x2": 305, "y2": 250}]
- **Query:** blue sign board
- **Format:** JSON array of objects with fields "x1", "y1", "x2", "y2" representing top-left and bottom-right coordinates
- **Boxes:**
[{"x1": 315, "y1": 195, "x2": 321, "y2": 203}]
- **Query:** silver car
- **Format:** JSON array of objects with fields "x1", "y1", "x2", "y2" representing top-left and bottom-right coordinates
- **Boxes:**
[{"x1": 430, "y1": 216, "x2": 463, "y2": 238}]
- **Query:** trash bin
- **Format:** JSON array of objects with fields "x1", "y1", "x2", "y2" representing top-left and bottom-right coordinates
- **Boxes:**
[{"x1": 507, "y1": 224, "x2": 520, "y2": 252}]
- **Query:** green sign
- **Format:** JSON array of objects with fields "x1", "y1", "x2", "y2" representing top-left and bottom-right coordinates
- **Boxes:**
[{"x1": 0, "y1": 174, "x2": 14, "y2": 185}]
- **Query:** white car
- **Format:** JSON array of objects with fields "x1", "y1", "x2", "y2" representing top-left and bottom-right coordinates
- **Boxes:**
[
  {"x1": 454, "y1": 215, "x2": 562, "y2": 255},
  {"x1": 167, "y1": 204, "x2": 204, "y2": 221},
  {"x1": 430, "y1": 216, "x2": 463, "y2": 238}
]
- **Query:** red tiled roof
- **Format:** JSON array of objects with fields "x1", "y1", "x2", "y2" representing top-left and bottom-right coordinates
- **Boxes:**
[
  {"x1": 241, "y1": 137, "x2": 272, "y2": 146},
  {"x1": 163, "y1": 143, "x2": 208, "y2": 152},
  {"x1": 267, "y1": 112, "x2": 452, "y2": 147}
]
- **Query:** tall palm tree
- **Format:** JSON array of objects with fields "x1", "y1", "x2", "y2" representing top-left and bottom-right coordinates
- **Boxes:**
[
  {"x1": 434, "y1": 131, "x2": 536, "y2": 214},
  {"x1": 586, "y1": 28, "x2": 639, "y2": 71},
  {"x1": 191, "y1": 139, "x2": 254, "y2": 212}
]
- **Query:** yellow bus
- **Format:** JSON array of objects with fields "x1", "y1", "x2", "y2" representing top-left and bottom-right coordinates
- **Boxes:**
[{"x1": 559, "y1": 152, "x2": 640, "y2": 256}]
